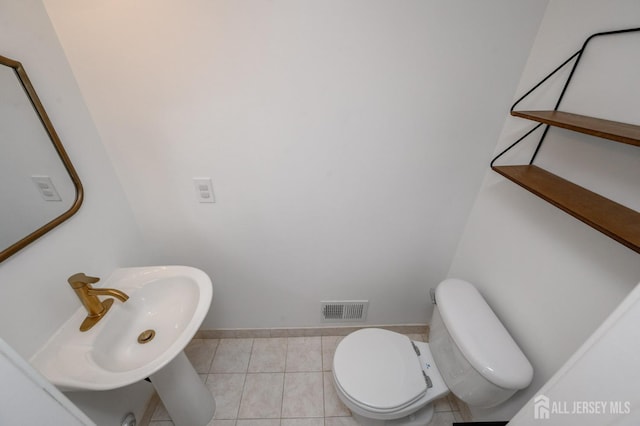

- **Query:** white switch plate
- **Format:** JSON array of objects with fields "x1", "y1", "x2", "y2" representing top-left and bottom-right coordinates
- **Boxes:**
[
  {"x1": 31, "y1": 176, "x2": 62, "y2": 201},
  {"x1": 193, "y1": 177, "x2": 215, "y2": 203}
]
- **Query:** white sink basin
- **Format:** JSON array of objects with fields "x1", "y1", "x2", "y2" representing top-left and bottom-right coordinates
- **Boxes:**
[{"x1": 30, "y1": 266, "x2": 213, "y2": 391}]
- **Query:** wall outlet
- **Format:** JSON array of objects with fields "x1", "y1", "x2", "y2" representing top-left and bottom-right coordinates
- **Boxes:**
[
  {"x1": 31, "y1": 176, "x2": 62, "y2": 201},
  {"x1": 193, "y1": 177, "x2": 215, "y2": 203}
]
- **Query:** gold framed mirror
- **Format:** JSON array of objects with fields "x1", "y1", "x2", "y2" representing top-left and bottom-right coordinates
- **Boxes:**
[{"x1": 0, "y1": 55, "x2": 83, "y2": 262}]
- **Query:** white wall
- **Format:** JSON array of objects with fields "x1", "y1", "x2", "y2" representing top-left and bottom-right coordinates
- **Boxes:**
[
  {"x1": 449, "y1": 0, "x2": 640, "y2": 421},
  {"x1": 0, "y1": 1, "x2": 152, "y2": 424},
  {"x1": 43, "y1": 0, "x2": 547, "y2": 330},
  {"x1": 511, "y1": 281, "x2": 640, "y2": 425}
]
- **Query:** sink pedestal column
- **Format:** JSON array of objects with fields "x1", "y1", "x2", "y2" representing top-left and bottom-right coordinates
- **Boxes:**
[{"x1": 150, "y1": 350, "x2": 215, "y2": 426}]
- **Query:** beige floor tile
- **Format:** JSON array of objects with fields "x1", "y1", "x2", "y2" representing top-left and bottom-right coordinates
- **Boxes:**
[
  {"x1": 236, "y1": 420, "x2": 280, "y2": 426},
  {"x1": 323, "y1": 372, "x2": 350, "y2": 417},
  {"x1": 185, "y1": 338, "x2": 219, "y2": 373},
  {"x1": 282, "y1": 372, "x2": 324, "y2": 418},
  {"x1": 321, "y1": 336, "x2": 343, "y2": 371},
  {"x1": 323, "y1": 417, "x2": 359, "y2": 426},
  {"x1": 281, "y1": 418, "x2": 324, "y2": 426},
  {"x1": 238, "y1": 373, "x2": 284, "y2": 419},
  {"x1": 152, "y1": 334, "x2": 459, "y2": 426},
  {"x1": 248, "y1": 338, "x2": 287, "y2": 373},
  {"x1": 208, "y1": 420, "x2": 236, "y2": 426},
  {"x1": 150, "y1": 400, "x2": 171, "y2": 421},
  {"x1": 206, "y1": 373, "x2": 246, "y2": 419},
  {"x1": 211, "y1": 338, "x2": 254, "y2": 373},
  {"x1": 406, "y1": 333, "x2": 425, "y2": 342},
  {"x1": 433, "y1": 396, "x2": 452, "y2": 412},
  {"x1": 286, "y1": 337, "x2": 322, "y2": 372},
  {"x1": 430, "y1": 411, "x2": 457, "y2": 426}
]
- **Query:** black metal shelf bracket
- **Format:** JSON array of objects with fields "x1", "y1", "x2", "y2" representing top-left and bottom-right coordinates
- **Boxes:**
[{"x1": 490, "y1": 27, "x2": 640, "y2": 168}]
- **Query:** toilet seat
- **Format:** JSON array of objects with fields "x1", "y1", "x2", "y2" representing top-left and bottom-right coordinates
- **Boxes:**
[{"x1": 333, "y1": 329, "x2": 428, "y2": 412}]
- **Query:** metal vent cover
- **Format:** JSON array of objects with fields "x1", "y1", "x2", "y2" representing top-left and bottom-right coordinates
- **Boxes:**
[{"x1": 321, "y1": 300, "x2": 369, "y2": 321}]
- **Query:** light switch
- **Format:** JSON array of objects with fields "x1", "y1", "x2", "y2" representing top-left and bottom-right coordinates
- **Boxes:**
[
  {"x1": 193, "y1": 177, "x2": 215, "y2": 203},
  {"x1": 31, "y1": 176, "x2": 62, "y2": 201}
]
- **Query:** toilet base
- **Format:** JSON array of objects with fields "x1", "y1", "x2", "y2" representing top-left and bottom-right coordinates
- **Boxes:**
[{"x1": 351, "y1": 403, "x2": 434, "y2": 426}]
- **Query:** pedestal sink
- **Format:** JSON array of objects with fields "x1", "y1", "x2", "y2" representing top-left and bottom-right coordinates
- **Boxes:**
[{"x1": 30, "y1": 266, "x2": 215, "y2": 426}]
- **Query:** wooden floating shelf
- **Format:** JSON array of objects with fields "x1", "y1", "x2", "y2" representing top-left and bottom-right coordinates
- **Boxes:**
[
  {"x1": 492, "y1": 165, "x2": 640, "y2": 254},
  {"x1": 511, "y1": 110, "x2": 640, "y2": 147},
  {"x1": 498, "y1": 30, "x2": 640, "y2": 255}
]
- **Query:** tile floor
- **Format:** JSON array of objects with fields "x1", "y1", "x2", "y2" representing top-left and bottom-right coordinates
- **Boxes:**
[{"x1": 147, "y1": 334, "x2": 464, "y2": 426}]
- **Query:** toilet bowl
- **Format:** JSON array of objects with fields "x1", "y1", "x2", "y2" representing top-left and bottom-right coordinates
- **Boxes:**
[
  {"x1": 332, "y1": 279, "x2": 533, "y2": 426},
  {"x1": 333, "y1": 328, "x2": 448, "y2": 426}
]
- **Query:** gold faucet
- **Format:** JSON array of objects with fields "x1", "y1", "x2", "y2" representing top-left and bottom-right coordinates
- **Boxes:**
[{"x1": 68, "y1": 273, "x2": 129, "y2": 332}]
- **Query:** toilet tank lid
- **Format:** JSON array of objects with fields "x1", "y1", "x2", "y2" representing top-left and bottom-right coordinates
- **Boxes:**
[{"x1": 436, "y1": 278, "x2": 533, "y2": 390}]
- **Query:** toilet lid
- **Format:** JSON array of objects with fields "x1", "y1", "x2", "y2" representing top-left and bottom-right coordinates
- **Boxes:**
[{"x1": 333, "y1": 329, "x2": 427, "y2": 411}]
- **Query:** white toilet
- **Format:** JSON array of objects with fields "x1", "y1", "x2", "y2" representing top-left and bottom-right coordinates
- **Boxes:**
[{"x1": 332, "y1": 278, "x2": 533, "y2": 426}]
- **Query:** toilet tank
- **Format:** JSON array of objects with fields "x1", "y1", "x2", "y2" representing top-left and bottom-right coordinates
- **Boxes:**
[{"x1": 429, "y1": 279, "x2": 533, "y2": 408}]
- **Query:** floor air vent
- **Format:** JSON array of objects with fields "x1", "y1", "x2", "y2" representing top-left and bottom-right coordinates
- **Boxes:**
[{"x1": 321, "y1": 300, "x2": 369, "y2": 321}]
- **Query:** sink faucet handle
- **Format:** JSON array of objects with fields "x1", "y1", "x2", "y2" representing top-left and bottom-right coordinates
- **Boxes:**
[{"x1": 68, "y1": 272, "x2": 100, "y2": 289}]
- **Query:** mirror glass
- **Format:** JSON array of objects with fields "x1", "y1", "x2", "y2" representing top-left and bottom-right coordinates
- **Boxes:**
[{"x1": 0, "y1": 55, "x2": 82, "y2": 262}]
